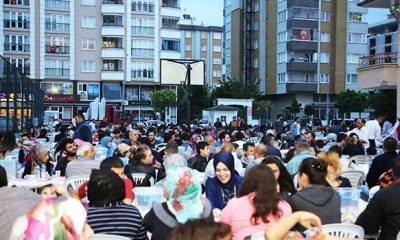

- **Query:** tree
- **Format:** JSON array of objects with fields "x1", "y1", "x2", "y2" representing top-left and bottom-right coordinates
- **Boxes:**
[
  {"x1": 254, "y1": 100, "x2": 273, "y2": 123},
  {"x1": 150, "y1": 89, "x2": 176, "y2": 120},
  {"x1": 336, "y1": 89, "x2": 368, "y2": 116},
  {"x1": 177, "y1": 85, "x2": 213, "y2": 122},
  {"x1": 304, "y1": 104, "x2": 315, "y2": 118},
  {"x1": 211, "y1": 77, "x2": 261, "y2": 100},
  {"x1": 290, "y1": 98, "x2": 301, "y2": 117},
  {"x1": 368, "y1": 89, "x2": 396, "y2": 120}
]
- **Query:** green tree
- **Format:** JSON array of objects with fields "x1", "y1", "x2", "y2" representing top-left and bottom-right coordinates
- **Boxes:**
[
  {"x1": 368, "y1": 89, "x2": 396, "y2": 120},
  {"x1": 177, "y1": 85, "x2": 213, "y2": 122},
  {"x1": 304, "y1": 104, "x2": 315, "y2": 117},
  {"x1": 336, "y1": 89, "x2": 368, "y2": 116},
  {"x1": 211, "y1": 77, "x2": 261, "y2": 100},
  {"x1": 290, "y1": 98, "x2": 301, "y2": 117},
  {"x1": 150, "y1": 89, "x2": 176, "y2": 120},
  {"x1": 254, "y1": 100, "x2": 273, "y2": 123}
]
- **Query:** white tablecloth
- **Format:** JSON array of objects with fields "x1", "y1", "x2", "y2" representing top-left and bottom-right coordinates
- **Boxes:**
[{"x1": 9, "y1": 178, "x2": 65, "y2": 189}]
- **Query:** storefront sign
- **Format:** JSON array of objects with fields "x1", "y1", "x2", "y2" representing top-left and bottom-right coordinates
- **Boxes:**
[
  {"x1": 128, "y1": 100, "x2": 151, "y2": 106},
  {"x1": 43, "y1": 95, "x2": 79, "y2": 102}
]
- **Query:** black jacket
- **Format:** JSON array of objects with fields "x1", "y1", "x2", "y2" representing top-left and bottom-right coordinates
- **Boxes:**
[
  {"x1": 366, "y1": 152, "x2": 398, "y2": 188},
  {"x1": 290, "y1": 185, "x2": 341, "y2": 225},
  {"x1": 188, "y1": 155, "x2": 208, "y2": 172},
  {"x1": 342, "y1": 143, "x2": 365, "y2": 157},
  {"x1": 356, "y1": 181, "x2": 400, "y2": 240},
  {"x1": 124, "y1": 162, "x2": 156, "y2": 186}
]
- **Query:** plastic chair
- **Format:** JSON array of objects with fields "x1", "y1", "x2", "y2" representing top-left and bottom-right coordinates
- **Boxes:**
[
  {"x1": 341, "y1": 170, "x2": 365, "y2": 188},
  {"x1": 397, "y1": 231, "x2": 400, "y2": 240},
  {"x1": 131, "y1": 173, "x2": 154, "y2": 186},
  {"x1": 90, "y1": 234, "x2": 131, "y2": 240},
  {"x1": 64, "y1": 175, "x2": 90, "y2": 193},
  {"x1": 293, "y1": 173, "x2": 299, "y2": 189},
  {"x1": 369, "y1": 185, "x2": 381, "y2": 200},
  {"x1": 349, "y1": 155, "x2": 371, "y2": 165},
  {"x1": 320, "y1": 223, "x2": 364, "y2": 239}
]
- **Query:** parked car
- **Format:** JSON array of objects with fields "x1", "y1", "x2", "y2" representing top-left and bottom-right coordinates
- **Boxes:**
[
  {"x1": 144, "y1": 120, "x2": 165, "y2": 127},
  {"x1": 198, "y1": 119, "x2": 211, "y2": 128}
]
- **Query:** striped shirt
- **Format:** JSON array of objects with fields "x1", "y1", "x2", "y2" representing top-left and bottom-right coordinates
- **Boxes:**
[
  {"x1": 87, "y1": 202, "x2": 148, "y2": 240},
  {"x1": 65, "y1": 157, "x2": 101, "y2": 178}
]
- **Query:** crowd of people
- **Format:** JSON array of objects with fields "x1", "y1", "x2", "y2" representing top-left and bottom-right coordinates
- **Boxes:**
[{"x1": 0, "y1": 112, "x2": 399, "y2": 240}]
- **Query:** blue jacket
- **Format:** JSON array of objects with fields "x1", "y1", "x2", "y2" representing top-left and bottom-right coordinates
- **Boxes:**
[
  {"x1": 290, "y1": 122, "x2": 300, "y2": 136},
  {"x1": 286, "y1": 150, "x2": 316, "y2": 176},
  {"x1": 73, "y1": 121, "x2": 93, "y2": 143},
  {"x1": 205, "y1": 174, "x2": 243, "y2": 210}
]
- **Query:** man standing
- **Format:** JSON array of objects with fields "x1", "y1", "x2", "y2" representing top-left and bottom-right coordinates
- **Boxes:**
[
  {"x1": 365, "y1": 115, "x2": 385, "y2": 155},
  {"x1": 55, "y1": 138, "x2": 77, "y2": 177},
  {"x1": 262, "y1": 134, "x2": 282, "y2": 159},
  {"x1": 290, "y1": 117, "x2": 302, "y2": 137},
  {"x1": 273, "y1": 115, "x2": 284, "y2": 135},
  {"x1": 72, "y1": 113, "x2": 93, "y2": 143},
  {"x1": 347, "y1": 118, "x2": 369, "y2": 150}
]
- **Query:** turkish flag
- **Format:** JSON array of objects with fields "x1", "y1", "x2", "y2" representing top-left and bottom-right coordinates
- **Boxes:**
[{"x1": 298, "y1": 29, "x2": 310, "y2": 40}]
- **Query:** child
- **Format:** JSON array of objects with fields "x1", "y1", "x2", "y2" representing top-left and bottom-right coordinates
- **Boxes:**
[{"x1": 38, "y1": 184, "x2": 58, "y2": 199}]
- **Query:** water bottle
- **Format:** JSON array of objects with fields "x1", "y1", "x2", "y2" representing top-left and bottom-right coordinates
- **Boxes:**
[
  {"x1": 35, "y1": 165, "x2": 41, "y2": 179},
  {"x1": 40, "y1": 165, "x2": 46, "y2": 180}
]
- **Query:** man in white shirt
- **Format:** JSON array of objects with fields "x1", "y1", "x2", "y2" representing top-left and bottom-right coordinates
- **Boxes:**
[
  {"x1": 347, "y1": 118, "x2": 370, "y2": 150},
  {"x1": 365, "y1": 115, "x2": 385, "y2": 154}
]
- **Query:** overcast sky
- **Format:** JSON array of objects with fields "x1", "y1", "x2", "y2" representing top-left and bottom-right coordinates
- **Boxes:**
[{"x1": 180, "y1": 0, "x2": 390, "y2": 26}]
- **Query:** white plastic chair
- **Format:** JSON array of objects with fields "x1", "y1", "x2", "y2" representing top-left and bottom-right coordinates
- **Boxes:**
[
  {"x1": 131, "y1": 173, "x2": 154, "y2": 186},
  {"x1": 321, "y1": 223, "x2": 364, "y2": 239},
  {"x1": 90, "y1": 234, "x2": 131, "y2": 240},
  {"x1": 349, "y1": 155, "x2": 371, "y2": 165},
  {"x1": 64, "y1": 175, "x2": 90, "y2": 193},
  {"x1": 341, "y1": 170, "x2": 365, "y2": 188},
  {"x1": 293, "y1": 173, "x2": 299, "y2": 189},
  {"x1": 396, "y1": 231, "x2": 400, "y2": 240},
  {"x1": 369, "y1": 185, "x2": 381, "y2": 200}
]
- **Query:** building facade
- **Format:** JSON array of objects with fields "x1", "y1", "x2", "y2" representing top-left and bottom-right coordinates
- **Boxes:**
[
  {"x1": 1, "y1": 0, "x2": 181, "y2": 123},
  {"x1": 224, "y1": 0, "x2": 369, "y2": 120},
  {"x1": 179, "y1": 15, "x2": 223, "y2": 86}
]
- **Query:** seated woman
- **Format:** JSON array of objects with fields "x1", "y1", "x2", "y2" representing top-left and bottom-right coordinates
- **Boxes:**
[
  {"x1": 124, "y1": 145, "x2": 156, "y2": 186},
  {"x1": 318, "y1": 151, "x2": 351, "y2": 188},
  {"x1": 342, "y1": 133, "x2": 365, "y2": 157},
  {"x1": 144, "y1": 167, "x2": 211, "y2": 240},
  {"x1": 290, "y1": 158, "x2": 341, "y2": 226},
  {"x1": 221, "y1": 165, "x2": 292, "y2": 240},
  {"x1": 87, "y1": 169, "x2": 147, "y2": 239},
  {"x1": 262, "y1": 156, "x2": 296, "y2": 199},
  {"x1": 100, "y1": 136, "x2": 117, "y2": 158},
  {"x1": 22, "y1": 144, "x2": 53, "y2": 178},
  {"x1": 37, "y1": 128, "x2": 50, "y2": 142},
  {"x1": 205, "y1": 151, "x2": 243, "y2": 220}
]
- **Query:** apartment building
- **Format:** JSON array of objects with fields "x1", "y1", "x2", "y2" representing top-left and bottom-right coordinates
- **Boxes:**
[
  {"x1": 224, "y1": 0, "x2": 369, "y2": 119},
  {"x1": 1, "y1": 0, "x2": 180, "y2": 123},
  {"x1": 179, "y1": 14, "x2": 223, "y2": 86},
  {"x1": 367, "y1": 18, "x2": 398, "y2": 56}
]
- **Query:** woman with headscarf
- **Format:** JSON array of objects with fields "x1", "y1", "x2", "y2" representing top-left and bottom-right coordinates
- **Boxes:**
[
  {"x1": 100, "y1": 136, "x2": 117, "y2": 158},
  {"x1": 205, "y1": 151, "x2": 243, "y2": 221},
  {"x1": 22, "y1": 144, "x2": 53, "y2": 178},
  {"x1": 87, "y1": 169, "x2": 147, "y2": 239},
  {"x1": 144, "y1": 167, "x2": 212, "y2": 240}
]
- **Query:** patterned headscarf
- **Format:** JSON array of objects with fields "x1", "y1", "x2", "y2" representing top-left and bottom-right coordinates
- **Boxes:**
[
  {"x1": 22, "y1": 199, "x2": 87, "y2": 240},
  {"x1": 164, "y1": 167, "x2": 203, "y2": 223}
]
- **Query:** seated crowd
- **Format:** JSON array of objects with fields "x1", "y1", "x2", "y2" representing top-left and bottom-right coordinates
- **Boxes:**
[{"x1": 0, "y1": 114, "x2": 399, "y2": 240}]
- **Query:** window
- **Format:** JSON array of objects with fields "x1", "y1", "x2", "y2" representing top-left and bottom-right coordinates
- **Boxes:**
[
  {"x1": 321, "y1": 32, "x2": 330, "y2": 42},
  {"x1": 213, "y1": 58, "x2": 222, "y2": 64},
  {"x1": 45, "y1": 59, "x2": 70, "y2": 76},
  {"x1": 348, "y1": 33, "x2": 367, "y2": 43},
  {"x1": 45, "y1": 14, "x2": 70, "y2": 31},
  {"x1": 82, "y1": 16, "x2": 95, "y2": 28},
  {"x1": 347, "y1": 54, "x2": 362, "y2": 64},
  {"x1": 4, "y1": 35, "x2": 30, "y2": 52},
  {"x1": 278, "y1": 10, "x2": 287, "y2": 22},
  {"x1": 278, "y1": 52, "x2": 287, "y2": 63},
  {"x1": 278, "y1": 31, "x2": 287, "y2": 42},
  {"x1": 131, "y1": 62, "x2": 154, "y2": 79},
  {"x1": 349, "y1": 12, "x2": 364, "y2": 22},
  {"x1": 131, "y1": 39, "x2": 154, "y2": 57},
  {"x1": 132, "y1": 0, "x2": 155, "y2": 13},
  {"x1": 8, "y1": 57, "x2": 30, "y2": 74},
  {"x1": 41, "y1": 82, "x2": 73, "y2": 95},
  {"x1": 201, "y1": 45, "x2": 207, "y2": 52},
  {"x1": 185, "y1": 31, "x2": 192, "y2": 38},
  {"x1": 125, "y1": 86, "x2": 139, "y2": 101},
  {"x1": 253, "y1": 21, "x2": 259, "y2": 30},
  {"x1": 320, "y1": 11, "x2": 331, "y2": 22},
  {"x1": 45, "y1": 0, "x2": 69, "y2": 9},
  {"x1": 213, "y1": 32, "x2": 222, "y2": 39},
  {"x1": 213, "y1": 70, "x2": 222, "y2": 77},
  {"x1": 253, "y1": 58, "x2": 258, "y2": 68},
  {"x1": 103, "y1": 15, "x2": 123, "y2": 26},
  {"x1": 82, "y1": 60, "x2": 95, "y2": 72},
  {"x1": 277, "y1": 73, "x2": 286, "y2": 83},
  {"x1": 103, "y1": 60, "x2": 122, "y2": 71},
  {"x1": 82, "y1": 38, "x2": 95, "y2": 50},
  {"x1": 213, "y1": 45, "x2": 222, "y2": 52},
  {"x1": 346, "y1": 74, "x2": 358, "y2": 84},
  {"x1": 103, "y1": 37, "x2": 123, "y2": 48},
  {"x1": 103, "y1": 84, "x2": 121, "y2": 100},
  {"x1": 132, "y1": 17, "x2": 155, "y2": 35},
  {"x1": 162, "y1": 18, "x2": 178, "y2": 29},
  {"x1": 320, "y1": 53, "x2": 330, "y2": 63},
  {"x1": 320, "y1": 73, "x2": 329, "y2": 83},
  {"x1": 201, "y1": 32, "x2": 207, "y2": 39},
  {"x1": 185, "y1": 44, "x2": 191, "y2": 51},
  {"x1": 161, "y1": 39, "x2": 180, "y2": 51},
  {"x1": 45, "y1": 37, "x2": 69, "y2": 54},
  {"x1": 78, "y1": 83, "x2": 100, "y2": 100},
  {"x1": 82, "y1": 0, "x2": 95, "y2": 5},
  {"x1": 253, "y1": 40, "x2": 259, "y2": 49},
  {"x1": 4, "y1": 11, "x2": 30, "y2": 29},
  {"x1": 4, "y1": 0, "x2": 29, "y2": 5}
]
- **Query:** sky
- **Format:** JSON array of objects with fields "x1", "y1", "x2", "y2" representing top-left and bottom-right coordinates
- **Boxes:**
[{"x1": 180, "y1": 0, "x2": 390, "y2": 26}]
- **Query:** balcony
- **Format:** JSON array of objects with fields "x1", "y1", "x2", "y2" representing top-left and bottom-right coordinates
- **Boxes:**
[
  {"x1": 287, "y1": 19, "x2": 318, "y2": 29},
  {"x1": 101, "y1": 1, "x2": 124, "y2": 14},
  {"x1": 101, "y1": 25, "x2": 125, "y2": 36},
  {"x1": 131, "y1": 70, "x2": 154, "y2": 81},
  {"x1": 287, "y1": 61, "x2": 317, "y2": 71},
  {"x1": 45, "y1": 22, "x2": 70, "y2": 32},
  {"x1": 131, "y1": 26, "x2": 154, "y2": 35},
  {"x1": 101, "y1": 70, "x2": 124, "y2": 80},
  {"x1": 287, "y1": 41, "x2": 317, "y2": 51},
  {"x1": 286, "y1": 79, "x2": 318, "y2": 93},
  {"x1": 101, "y1": 48, "x2": 124, "y2": 58},
  {"x1": 4, "y1": 20, "x2": 30, "y2": 29},
  {"x1": 358, "y1": 52, "x2": 398, "y2": 89},
  {"x1": 287, "y1": 0, "x2": 319, "y2": 8},
  {"x1": 45, "y1": 0, "x2": 70, "y2": 10},
  {"x1": 4, "y1": 44, "x2": 30, "y2": 52},
  {"x1": 161, "y1": 7, "x2": 181, "y2": 18},
  {"x1": 161, "y1": 0, "x2": 179, "y2": 8},
  {"x1": 131, "y1": 48, "x2": 154, "y2": 58},
  {"x1": 132, "y1": 2, "x2": 155, "y2": 13},
  {"x1": 45, "y1": 45, "x2": 70, "y2": 54},
  {"x1": 45, "y1": 68, "x2": 70, "y2": 77}
]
